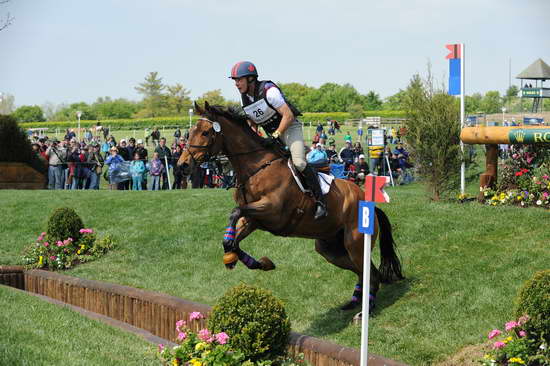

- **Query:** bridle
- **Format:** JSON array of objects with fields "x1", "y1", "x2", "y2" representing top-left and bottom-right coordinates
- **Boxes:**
[{"x1": 186, "y1": 117, "x2": 266, "y2": 164}]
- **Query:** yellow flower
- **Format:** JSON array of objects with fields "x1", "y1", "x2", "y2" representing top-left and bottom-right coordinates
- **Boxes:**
[
  {"x1": 517, "y1": 196, "x2": 522, "y2": 201},
  {"x1": 80, "y1": 244, "x2": 85, "y2": 250},
  {"x1": 509, "y1": 357, "x2": 525, "y2": 364},
  {"x1": 77, "y1": 250, "x2": 81, "y2": 255},
  {"x1": 38, "y1": 256, "x2": 43, "y2": 265},
  {"x1": 506, "y1": 336, "x2": 513, "y2": 342},
  {"x1": 195, "y1": 342, "x2": 208, "y2": 351},
  {"x1": 189, "y1": 359, "x2": 202, "y2": 366},
  {"x1": 172, "y1": 359, "x2": 179, "y2": 366}
]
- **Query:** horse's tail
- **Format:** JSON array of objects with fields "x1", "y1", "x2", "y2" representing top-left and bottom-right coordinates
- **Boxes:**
[{"x1": 375, "y1": 207, "x2": 405, "y2": 283}]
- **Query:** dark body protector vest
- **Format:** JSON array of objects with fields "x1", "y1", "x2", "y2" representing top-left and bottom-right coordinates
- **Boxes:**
[{"x1": 241, "y1": 80, "x2": 302, "y2": 134}]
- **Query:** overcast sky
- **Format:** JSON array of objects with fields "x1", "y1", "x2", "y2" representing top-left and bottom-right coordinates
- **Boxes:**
[{"x1": 1, "y1": 0, "x2": 549, "y2": 108}]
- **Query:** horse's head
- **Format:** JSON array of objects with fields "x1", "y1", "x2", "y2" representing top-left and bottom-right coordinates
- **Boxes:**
[{"x1": 178, "y1": 101, "x2": 225, "y2": 168}]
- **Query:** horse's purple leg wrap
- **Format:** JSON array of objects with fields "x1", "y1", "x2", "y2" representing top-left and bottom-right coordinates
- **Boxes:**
[
  {"x1": 236, "y1": 248, "x2": 262, "y2": 270},
  {"x1": 351, "y1": 283, "x2": 362, "y2": 302}
]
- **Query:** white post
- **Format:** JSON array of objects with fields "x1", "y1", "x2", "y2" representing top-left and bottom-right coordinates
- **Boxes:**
[
  {"x1": 76, "y1": 111, "x2": 82, "y2": 142},
  {"x1": 189, "y1": 108, "x2": 193, "y2": 130},
  {"x1": 360, "y1": 232, "x2": 372, "y2": 366},
  {"x1": 460, "y1": 43, "x2": 465, "y2": 195},
  {"x1": 164, "y1": 155, "x2": 172, "y2": 190}
]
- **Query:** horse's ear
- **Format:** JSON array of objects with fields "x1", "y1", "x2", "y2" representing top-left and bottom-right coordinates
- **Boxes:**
[
  {"x1": 194, "y1": 101, "x2": 204, "y2": 116},
  {"x1": 204, "y1": 101, "x2": 210, "y2": 111}
]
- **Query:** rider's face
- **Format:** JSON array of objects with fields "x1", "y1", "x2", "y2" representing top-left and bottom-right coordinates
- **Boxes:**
[{"x1": 233, "y1": 77, "x2": 248, "y2": 94}]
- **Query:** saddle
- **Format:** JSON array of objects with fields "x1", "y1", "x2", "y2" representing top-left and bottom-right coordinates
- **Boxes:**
[{"x1": 287, "y1": 159, "x2": 333, "y2": 195}]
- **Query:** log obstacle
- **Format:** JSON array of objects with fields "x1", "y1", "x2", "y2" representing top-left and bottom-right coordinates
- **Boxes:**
[
  {"x1": 0, "y1": 266, "x2": 406, "y2": 366},
  {"x1": 460, "y1": 126, "x2": 550, "y2": 201},
  {"x1": 0, "y1": 162, "x2": 47, "y2": 189}
]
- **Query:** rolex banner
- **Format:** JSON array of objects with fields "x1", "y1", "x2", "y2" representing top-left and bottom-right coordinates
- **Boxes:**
[{"x1": 509, "y1": 129, "x2": 550, "y2": 144}]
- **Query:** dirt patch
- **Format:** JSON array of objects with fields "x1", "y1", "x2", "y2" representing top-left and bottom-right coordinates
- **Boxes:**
[{"x1": 435, "y1": 342, "x2": 488, "y2": 366}]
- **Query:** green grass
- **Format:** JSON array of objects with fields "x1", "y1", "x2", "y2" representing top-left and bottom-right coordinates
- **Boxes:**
[
  {"x1": 0, "y1": 285, "x2": 158, "y2": 366},
  {"x1": 0, "y1": 181, "x2": 548, "y2": 365}
]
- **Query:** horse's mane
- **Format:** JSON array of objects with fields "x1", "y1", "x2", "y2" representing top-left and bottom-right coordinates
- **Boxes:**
[{"x1": 206, "y1": 105, "x2": 267, "y2": 146}]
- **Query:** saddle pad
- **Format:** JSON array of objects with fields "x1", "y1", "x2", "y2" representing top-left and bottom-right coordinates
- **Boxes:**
[{"x1": 287, "y1": 160, "x2": 333, "y2": 195}]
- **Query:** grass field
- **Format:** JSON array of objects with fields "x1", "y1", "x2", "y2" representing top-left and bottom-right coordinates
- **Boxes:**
[
  {"x1": 0, "y1": 285, "x2": 158, "y2": 366},
  {"x1": 1, "y1": 178, "x2": 548, "y2": 365}
]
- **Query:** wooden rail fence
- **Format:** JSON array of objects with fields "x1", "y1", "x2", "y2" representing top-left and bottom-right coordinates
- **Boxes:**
[{"x1": 0, "y1": 266, "x2": 406, "y2": 366}]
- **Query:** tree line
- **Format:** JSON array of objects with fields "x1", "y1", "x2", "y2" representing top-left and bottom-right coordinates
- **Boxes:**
[{"x1": 2, "y1": 71, "x2": 547, "y2": 123}]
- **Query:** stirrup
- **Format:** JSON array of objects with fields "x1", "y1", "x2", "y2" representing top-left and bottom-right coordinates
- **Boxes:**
[{"x1": 314, "y1": 201, "x2": 327, "y2": 220}]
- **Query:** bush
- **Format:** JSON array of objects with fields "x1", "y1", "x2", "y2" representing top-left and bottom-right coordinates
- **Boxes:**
[
  {"x1": 516, "y1": 270, "x2": 550, "y2": 343},
  {"x1": 0, "y1": 114, "x2": 47, "y2": 175},
  {"x1": 46, "y1": 207, "x2": 84, "y2": 244},
  {"x1": 208, "y1": 284, "x2": 291, "y2": 362}
]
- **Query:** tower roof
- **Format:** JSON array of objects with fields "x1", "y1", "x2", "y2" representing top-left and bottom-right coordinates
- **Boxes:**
[{"x1": 516, "y1": 58, "x2": 550, "y2": 80}]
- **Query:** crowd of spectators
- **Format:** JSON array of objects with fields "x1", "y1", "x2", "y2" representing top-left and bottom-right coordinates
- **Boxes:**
[{"x1": 30, "y1": 127, "x2": 232, "y2": 191}]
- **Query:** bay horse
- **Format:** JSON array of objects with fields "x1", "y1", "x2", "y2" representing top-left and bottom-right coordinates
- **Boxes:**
[{"x1": 179, "y1": 102, "x2": 403, "y2": 311}]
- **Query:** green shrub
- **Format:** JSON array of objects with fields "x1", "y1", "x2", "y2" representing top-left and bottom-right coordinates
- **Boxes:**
[
  {"x1": 0, "y1": 115, "x2": 47, "y2": 175},
  {"x1": 208, "y1": 284, "x2": 291, "y2": 362},
  {"x1": 46, "y1": 207, "x2": 84, "y2": 243},
  {"x1": 515, "y1": 269, "x2": 550, "y2": 342}
]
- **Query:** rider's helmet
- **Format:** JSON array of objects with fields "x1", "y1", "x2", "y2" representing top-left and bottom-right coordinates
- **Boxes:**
[{"x1": 229, "y1": 61, "x2": 258, "y2": 79}]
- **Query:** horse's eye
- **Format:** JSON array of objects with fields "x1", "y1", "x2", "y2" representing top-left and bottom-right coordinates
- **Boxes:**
[{"x1": 201, "y1": 131, "x2": 209, "y2": 137}]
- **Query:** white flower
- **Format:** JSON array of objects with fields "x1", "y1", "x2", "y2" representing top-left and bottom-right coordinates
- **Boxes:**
[
  {"x1": 537, "y1": 200, "x2": 542, "y2": 205},
  {"x1": 540, "y1": 343, "x2": 547, "y2": 350},
  {"x1": 521, "y1": 201, "x2": 525, "y2": 206}
]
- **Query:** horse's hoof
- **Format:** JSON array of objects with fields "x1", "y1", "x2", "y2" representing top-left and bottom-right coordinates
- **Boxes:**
[
  {"x1": 340, "y1": 300, "x2": 361, "y2": 311},
  {"x1": 353, "y1": 312, "x2": 362, "y2": 325},
  {"x1": 225, "y1": 261, "x2": 237, "y2": 270},
  {"x1": 259, "y1": 257, "x2": 276, "y2": 271},
  {"x1": 223, "y1": 252, "x2": 238, "y2": 265}
]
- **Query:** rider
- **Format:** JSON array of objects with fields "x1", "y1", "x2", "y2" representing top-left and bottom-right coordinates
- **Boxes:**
[{"x1": 229, "y1": 61, "x2": 327, "y2": 220}]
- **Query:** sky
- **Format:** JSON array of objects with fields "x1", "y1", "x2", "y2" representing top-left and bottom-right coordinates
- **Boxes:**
[{"x1": 1, "y1": 0, "x2": 550, "y2": 109}]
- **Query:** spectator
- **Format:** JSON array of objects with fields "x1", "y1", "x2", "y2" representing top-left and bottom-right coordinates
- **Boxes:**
[
  {"x1": 87, "y1": 142, "x2": 104, "y2": 190},
  {"x1": 357, "y1": 126, "x2": 363, "y2": 139},
  {"x1": 45, "y1": 138, "x2": 67, "y2": 190},
  {"x1": 315, "y1": 122, "x2": 324, "y2": 134},
  {"x1": 102, "y1": 126, "x2": 110, "y2": 141},
  {"x1": 353, "y1": 142, "x2": 364, "y2": 160},
  {"x1": 130, "y1": 152, "x2": 145, "y2": 191},
  {"x1": 344, "y1": 131, "x2": 352, "y2": 143},
  {"x1": 306, "y1": 143, "x2": 328, "y2": 166},
  {"x1": 339, "y1": 141, "x2": 355, "y2": 169},
  {"x1": 84, "y1": 129, "x2": 93, "y2": 142},
  {"x1": 149, "y1": 152, "x2": 164, "y2": 191},
  {"x1": 368, "y1": 143, "x2": 384, "y2": 176},
  {"x1": 354, "y1": 154, "x2": 369, "y2": 185},
  {"x1": 135, "y1": 139, "x2": 149, "y2": 190},
  {"x1": 312, "y1": 132, "x2": 320, "y2": 144},
  {"x1": 155, "y1": 137, "x2": 172, "y2": 190},
  {"x1": 118, "y1": 139, "x2": 130, "y2": 161},
  {"x1": 172, "y1": 144, "x2": 186, "y2": 189},
  {"x1": 105, "y1": 146, "x2": 124, "y2": 190},
  {"x1": 174, "y1": 127, "x2": 181, "y2": 144},
  {"x1": 326, "y1": 144, "x2": 338, "y2": 162},
  {"x1": 127, "y1": 138, "x2": 136, "y2": 159},
  {"x1": 151, "y1": 127, "x2": 161, "y2": 146}
]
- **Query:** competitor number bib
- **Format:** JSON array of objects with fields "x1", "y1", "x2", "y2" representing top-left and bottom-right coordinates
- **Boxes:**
[{"x1": 243, "y1": 99, "x2": 278, "y2": 126}]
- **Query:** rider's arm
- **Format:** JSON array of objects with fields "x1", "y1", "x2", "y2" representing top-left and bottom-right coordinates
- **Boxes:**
[{"x1": 273, "y1": 103, "x2": 295, "y2": 137}]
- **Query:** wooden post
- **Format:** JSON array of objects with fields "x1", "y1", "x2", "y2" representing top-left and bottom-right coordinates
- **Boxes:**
[{"x1": 478, "y1": 144, "x2": 498, "y2": 201}]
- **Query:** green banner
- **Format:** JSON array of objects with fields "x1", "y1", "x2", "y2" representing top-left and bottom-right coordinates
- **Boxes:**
[{"x1": 508, "y1": 129, "x2": 550, "y2": 144}]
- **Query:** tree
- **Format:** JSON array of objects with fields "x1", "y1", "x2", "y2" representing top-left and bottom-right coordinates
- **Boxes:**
[
  {"x1": 92, "y1": 97, "x2": 139, "y2": 119},
  {"x1": 362, "y1": 91, "x2": 383, "y2": 110},
  {"x1": 481, "y1": 91, "x2": 503, "y2": 114},
  {"x1": 54, "y1": 102, "x2": 96, "y2": 121},
  {"x1": 465, "y1": 93, "x2": 483, "y2": 113},
  {"x1": 0, "y1": 0, "x2": 14, "y2": 32},
  {"x1": 0, "y1": 92, "x2": 15, "y2": 114},
  {"x1": 166, "y1": 83, "x2": 192, "y2": 115},
  {"x1": 278, "y1": 82, "x2": 315, "y2": 112},
  {"x1": 347, "y1": 103, "x2": 364, "y2": 119},
  {"x1": 12, "y1": 105, "x2": 45, "y2": 122},
  {"x1": 403, "y1": 73, "x2": 462, "y2": 200},
  {"x1": 196, "y1": 89, "x2": 228, "y2": 107},
  {"x1": 383, "y1": 89, "x2": 406, "y2": 110},
  {"x1": 135, "y1": 72, "x2": 166, "y2": 117}
]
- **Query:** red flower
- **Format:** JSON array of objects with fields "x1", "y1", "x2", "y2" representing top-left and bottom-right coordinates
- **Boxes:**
[
  {"x1": 521, "y1": 168, "x2": 529, "y2": 173},
  {"x1": 515, "y1": 171, "x2": 523, "y2": 177}
]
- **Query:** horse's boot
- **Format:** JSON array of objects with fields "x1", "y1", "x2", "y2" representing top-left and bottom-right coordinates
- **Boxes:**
[{"x1": 303, "y1": 165, "x2": 328, "y2": 220}]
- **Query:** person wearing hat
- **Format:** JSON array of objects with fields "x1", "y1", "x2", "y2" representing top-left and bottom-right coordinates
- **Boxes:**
[
  {"x1": 105, "y1": 146, "x2": 124, "y2": 190},
  {"x1": 135, "y1": 139, "x2": 149, "y2": 190},
  {"x1": 45, "y1": 138, "x2": 67, "y2": 190},
  {"x1": 306, "y1": 143, "x2": 328, "y2": 166},
  {"x1": 229, "y1": 61, "x2": 327, "y2": 219},
  {"x1": 354, "y1": 154, "x2": 369, "y2": 185}
]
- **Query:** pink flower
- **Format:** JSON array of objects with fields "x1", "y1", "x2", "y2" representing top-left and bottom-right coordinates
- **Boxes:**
[
  {"x1": 158, "y1": 344, "x2": 164, "y2": 352},
  {"x1": 175, "y1": 319, "x2": 186, "y2": 332},
  {"x1": 505, "y1": 321, "x2": 518, "y2": 331},
  {"x1": 79, "y1": 229, "x2": 93, "y2": 234},
  {"x1": 493, "y1": 341, "x2": 506, "y2": 349},
  {"x1": 37, "y1": 235, "x2": 44, "y2": 242},
  {"x1": 63, "y1": 239, "x2": 69, "y2": 246},
  {"x1": 177, "y1": 332, "x2": 187, "y2": 341},
  {"x1": 49, "y1": 256, "x2": 56, "y2": 260},
  {"x1": 215, "y1": 332, "x2": 229, "y2": 345},
  {"x1": 189, "y1": 312, "x2": 204, "y2": 321},
  {"x1": 198, "y1": 329, "x2": 212, "y2": 342},
  {"x1": 43, "y1": 242, "x2": 49, "y2": 247},
  {"x1": 519, "y1": 330, "x2": 527, "y2": 337},
  {"x1": 488, "y1": 329, "x2": 502, "y2": 339},
  {"x1": 543, "y1": 175, "x2": 549, "y2": 180},
  {"x1": 41, "y1": 232, "x2": 46, "y2": 236},
  {"x1": 56, "y1": 241, "x2": 63, "y2": 247},
  {"x1": 67, "y1": 237, "x2": 73, "y2": 241}
]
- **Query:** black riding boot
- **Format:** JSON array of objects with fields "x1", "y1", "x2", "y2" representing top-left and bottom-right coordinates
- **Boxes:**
[{"x1": 302, "y1": 165, "x2": 328, "y2": 220}]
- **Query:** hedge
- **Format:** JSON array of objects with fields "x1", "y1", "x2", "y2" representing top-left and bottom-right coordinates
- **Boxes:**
[{"x1": 19, "y1": 111, "x2": 406, "y2": 131}]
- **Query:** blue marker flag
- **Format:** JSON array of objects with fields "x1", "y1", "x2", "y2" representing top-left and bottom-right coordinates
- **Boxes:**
[
  {"x1": 449, "y1": 58, "x2": 461, "y2": 95},
  {"x1": 358, "y1": 201, "x2": 376, "y2": 235}
]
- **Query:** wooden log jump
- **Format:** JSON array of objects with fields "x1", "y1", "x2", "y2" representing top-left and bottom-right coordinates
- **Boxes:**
[{"x1": 460, "y1": 126, "x2": 550, "y2": 201}]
